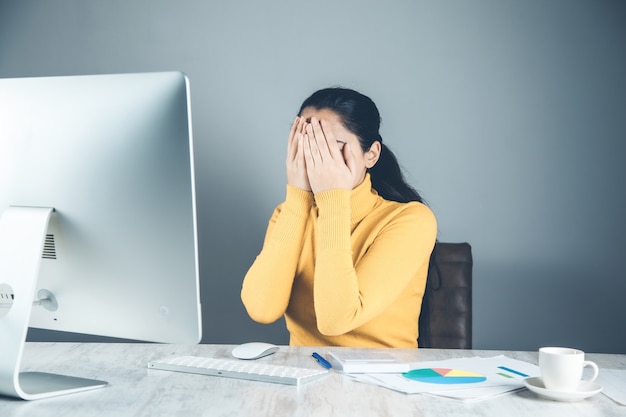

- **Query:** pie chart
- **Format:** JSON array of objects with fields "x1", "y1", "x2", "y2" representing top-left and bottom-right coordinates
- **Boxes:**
[{"x1": 403, "y1": 368, "x2": 486, "y2": 384}]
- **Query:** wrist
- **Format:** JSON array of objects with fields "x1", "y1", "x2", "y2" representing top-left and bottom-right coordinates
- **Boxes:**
[
  {"x1": 315, "y1": 189, "x2": 352, "y2": 250},
  {"x1": 285, "y1": 185, "x2": 314, "y2": 214}
]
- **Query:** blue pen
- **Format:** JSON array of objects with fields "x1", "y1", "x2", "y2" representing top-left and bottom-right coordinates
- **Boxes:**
[{"x1": 312, "y1": 352, "x2": 332, "y2": 369}]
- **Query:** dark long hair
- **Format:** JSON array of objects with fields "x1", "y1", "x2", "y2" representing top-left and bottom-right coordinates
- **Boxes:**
[{"x1": 298, "y1": 87, "x2": 424, "y2": 204}]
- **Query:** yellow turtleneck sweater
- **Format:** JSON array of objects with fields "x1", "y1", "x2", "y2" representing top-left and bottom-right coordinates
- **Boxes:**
[{"x1": 241, "y1": 174, "x2": 437, "y2": 348}]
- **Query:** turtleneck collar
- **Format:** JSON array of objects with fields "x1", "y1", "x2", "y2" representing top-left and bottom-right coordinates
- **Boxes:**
[{"x1": 350, "y1": 173, "x2": 380, "y2": 226}]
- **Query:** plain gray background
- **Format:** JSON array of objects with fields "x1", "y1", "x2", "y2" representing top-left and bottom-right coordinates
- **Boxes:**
[{"x1": 1, "y1": 0, "x2": 624, "y2": 354}]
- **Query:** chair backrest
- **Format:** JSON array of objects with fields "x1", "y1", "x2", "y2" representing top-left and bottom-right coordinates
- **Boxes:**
[{"x1": 418, "y1": 242, "x2": 473, "y2": 349}]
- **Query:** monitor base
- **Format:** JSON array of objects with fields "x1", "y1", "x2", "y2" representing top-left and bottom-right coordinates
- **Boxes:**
[
  {"x1": 17, "y1": 372, "x2": 108, "y2": 400},
  {"x1": 0, "y1": 207, "x2": 107, "y2": 400}
]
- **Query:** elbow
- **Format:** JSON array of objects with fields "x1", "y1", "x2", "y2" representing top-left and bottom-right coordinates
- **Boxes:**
[
  {"x1": 317, "y1": 326, "x2": 344, "y2": 337},
  {"x1": 241, "y1": 291, "x2": 284, "y2": 324},
  {"x1": 247, "y1": 309, "x2": 282, "y2": 325},
  {"x1": 316, "y1": 316, "x2": 351, "y2": 337},
  {"x1": 314, "y1": 300, "x2": 360, "y2": 336}
]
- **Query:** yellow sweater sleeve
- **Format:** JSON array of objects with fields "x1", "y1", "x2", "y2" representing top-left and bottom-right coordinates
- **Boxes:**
[
  {"x1": 241, "y1": 185, "x2": 313, "y2": 323},
  {"x1": 313, "y1": 189, "x2": 437, "y2": 336}
]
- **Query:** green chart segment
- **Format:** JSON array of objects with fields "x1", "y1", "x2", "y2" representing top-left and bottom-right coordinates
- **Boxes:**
[{"x1": 403, "y1": 368, "x2": 487, "y2": 384}]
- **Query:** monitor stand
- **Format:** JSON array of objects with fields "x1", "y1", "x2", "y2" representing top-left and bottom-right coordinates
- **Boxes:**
[{"x1": 0, "y1": 206, "x2": 108, "y2": 400}]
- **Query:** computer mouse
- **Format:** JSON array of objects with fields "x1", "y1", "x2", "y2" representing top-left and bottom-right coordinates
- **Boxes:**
[{"x1": 231, "y1": 342, "x2": 279, "y2": 360}]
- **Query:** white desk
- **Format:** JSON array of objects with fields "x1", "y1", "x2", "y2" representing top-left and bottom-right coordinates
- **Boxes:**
[{"x1": 1, "y1": 343, "x2": 624, "y2": 417}]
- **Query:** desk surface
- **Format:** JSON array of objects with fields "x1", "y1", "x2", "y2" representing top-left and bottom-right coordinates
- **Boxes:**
[{"x1": 1, "y1": 343, "x2": 624, "y2": 417}]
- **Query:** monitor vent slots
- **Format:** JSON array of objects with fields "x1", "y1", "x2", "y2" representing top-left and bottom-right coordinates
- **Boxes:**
[{"x1": 42, "y1": 234, "x2": 57, "y2": 259}]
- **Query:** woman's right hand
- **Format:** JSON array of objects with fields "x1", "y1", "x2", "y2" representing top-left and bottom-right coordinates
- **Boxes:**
[{"x1": 286, "y1": 116, "x2": 311, "y2": 191}]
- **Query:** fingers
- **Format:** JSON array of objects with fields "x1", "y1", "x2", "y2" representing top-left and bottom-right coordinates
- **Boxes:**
[
  {"x1": 342, "y1": 142, "x2": 356, "y2": 174},
  {"x1": 309, "y1": 119, "x2": 329, "y2": 159},
  {"x1": 304, "y1": 124, "x2": 322, "y2": 166},
  {"x1": 296, "y1": 127, "x2": 305, "y2": 165},
  {"x1": 304, "y1": 117, "x2": 343, "y2": 165},
  {"x1": 319, "y1": 119, "x2": 342, "y2": 158},
  {"x1": 287, "y1": 116, "x2": 304, "y2": 162},
  {"x1": 286, "y1": 116, "x2": 312, "y2": 191},
  {"x1": 302, "y1": 120, "x2": 354, "y2": 193}
]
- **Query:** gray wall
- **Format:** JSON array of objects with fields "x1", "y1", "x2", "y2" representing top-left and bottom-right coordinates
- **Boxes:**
[{"x1": 2, "y1": 0, "x2": 624, "y2": 353}]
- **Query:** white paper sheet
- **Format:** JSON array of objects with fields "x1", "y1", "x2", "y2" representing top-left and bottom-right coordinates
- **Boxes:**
[
  {"x1": 345, "y1": 355, "x2": 540, "y2": 402},
  {"x1": 598, "y1": 368, "x2": 626, "y2": 406}
]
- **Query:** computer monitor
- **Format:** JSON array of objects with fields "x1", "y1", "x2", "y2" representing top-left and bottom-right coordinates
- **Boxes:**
[{"x1": 0, "y1": 71, "x2": 202, "y2": 399}]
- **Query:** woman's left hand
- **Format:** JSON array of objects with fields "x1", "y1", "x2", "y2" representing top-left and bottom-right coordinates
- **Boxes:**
[{"x1": 303, "y1": 117, "x2": 357, "y2": 194}]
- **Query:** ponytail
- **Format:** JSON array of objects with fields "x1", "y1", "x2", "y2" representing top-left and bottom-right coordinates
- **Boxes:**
[{"x1": 369, "y1": 142, "x2": 424, "y2": 204}]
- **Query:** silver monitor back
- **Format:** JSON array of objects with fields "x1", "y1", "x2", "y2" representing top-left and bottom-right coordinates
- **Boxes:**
[{"x1": 0, "y1": 71, "x2": 202, "y2": 345}]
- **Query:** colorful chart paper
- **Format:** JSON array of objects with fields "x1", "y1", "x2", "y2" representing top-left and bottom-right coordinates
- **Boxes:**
[{"x1": 403, "y1": 368, "x2": 487, "y2": 384}]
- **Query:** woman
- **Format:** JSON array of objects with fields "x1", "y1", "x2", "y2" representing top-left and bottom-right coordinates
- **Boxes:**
[{"x1": 241, "y1": 87, "x2": 437, "y2": 348}]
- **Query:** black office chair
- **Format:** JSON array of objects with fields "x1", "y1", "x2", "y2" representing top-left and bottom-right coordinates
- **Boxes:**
[{"x1": 418, "y1": 242, "x2": 473, "y2": 349}]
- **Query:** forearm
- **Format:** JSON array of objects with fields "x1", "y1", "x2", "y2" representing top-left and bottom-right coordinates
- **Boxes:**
[
  {"x1": 313, "y1": 200, "x2": 437, "y2": 336},
  {"x1": 311, "y1": 188, "x2": 360, "y2": 334},
  {"x1": 241, "y1": 186, "x2": 313, "y2": 323}
]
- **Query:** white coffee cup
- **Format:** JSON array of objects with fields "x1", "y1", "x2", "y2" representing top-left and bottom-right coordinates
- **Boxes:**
[{"x1": 539, "y1": 347, "x2": 599, "y2": 391}]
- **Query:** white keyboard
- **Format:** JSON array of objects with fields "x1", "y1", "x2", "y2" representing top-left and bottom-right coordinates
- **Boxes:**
[{"x1": 148, "y1": 355, "x2": 329, "y2": 386}]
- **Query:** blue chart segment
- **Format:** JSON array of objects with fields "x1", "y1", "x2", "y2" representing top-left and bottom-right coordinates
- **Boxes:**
[{"x1": 403, "y1": 368, "x2": 487, "y2": 384}]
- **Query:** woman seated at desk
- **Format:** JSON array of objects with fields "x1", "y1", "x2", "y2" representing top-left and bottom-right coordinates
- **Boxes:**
[{"x1": 241, "y1": 87, "x2": 436, "y2": 348}]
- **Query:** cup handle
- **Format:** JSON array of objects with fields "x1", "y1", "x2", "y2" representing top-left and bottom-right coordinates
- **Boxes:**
[{"x1": 582, "y1": 361, "x2": 599, "y2": 382}]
